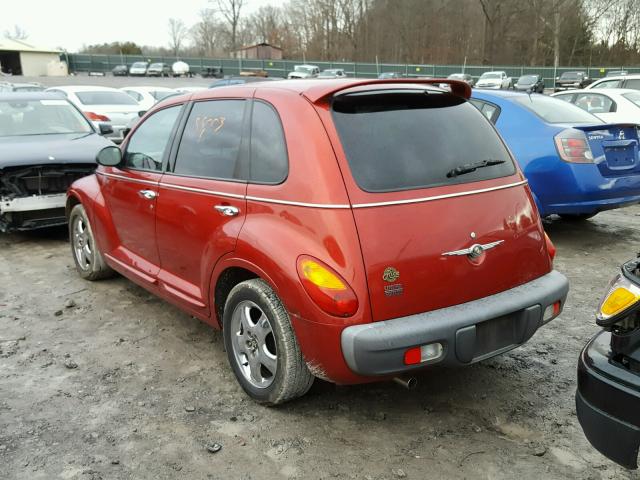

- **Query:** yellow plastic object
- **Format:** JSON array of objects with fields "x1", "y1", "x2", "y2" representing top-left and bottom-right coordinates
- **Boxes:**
[
  {"x1": 300, "y1": 260, "x2": 346, "y2": 290},
  {"x1": 601, "y1": 287, "x2": 640, "y2": 317}
]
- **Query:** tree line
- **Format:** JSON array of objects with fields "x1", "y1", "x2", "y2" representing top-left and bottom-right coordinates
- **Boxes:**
[{"x1": 79, "y1": 0, "x2": 640, "y2": 67}]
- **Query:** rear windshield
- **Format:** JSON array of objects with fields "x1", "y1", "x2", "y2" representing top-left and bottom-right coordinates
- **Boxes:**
[
  {"x1": 332, "y1": 91, "x2": 516, "y2": 192},
  {"x1": 76, "y1": 91, "x2": 138, "y2": 106},
  {"x1": 514, "y1": 95, "x2": 601, "y2": 124}
]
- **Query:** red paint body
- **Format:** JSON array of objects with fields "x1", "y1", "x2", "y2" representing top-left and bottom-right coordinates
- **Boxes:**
[{"x1": 67, "y1": 79, "x2": 553, "y2": 385}]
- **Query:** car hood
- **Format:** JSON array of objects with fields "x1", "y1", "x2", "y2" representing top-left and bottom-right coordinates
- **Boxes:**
[
  {"x1": 477, "y1": 79, "x2": 501, "y2": 85},
  {"x1": 0, "y1": 133, "x2": 110, "y2": 169}
]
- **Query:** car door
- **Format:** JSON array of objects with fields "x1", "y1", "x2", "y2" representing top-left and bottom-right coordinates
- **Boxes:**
[
  {"x1": 155, "y1": 98, "x2": 249, "y2": 312},
  {"x1": 100, "y1": 104, "x2": 183, "y2": 278}
]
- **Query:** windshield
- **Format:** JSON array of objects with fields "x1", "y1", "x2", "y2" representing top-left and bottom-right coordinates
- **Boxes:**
[
  {"x1": 132, "y1": 62, "x2": 147, "y2": 68},
  {"x1": 623, "y1": 92, "x2": 640, "y2": 108},
  {"x1": 76, "y1": 91, "x2": 138, "y2": 106},
  {"x1": 448, "y1": 74, "x2": 464, "y2": 80},
  {"x1": 149, "y1": 63, "x2": 163, "y2": 68},
  {"x1": 332, "y1": 91, "x2": 515, "y2": 192},
  {"x1": 518, "y1": 75, "x2": 538, "y2": 84},
  {"x1": 480, "y1": 73, "x2": 501, "y2": 80},
  {"x1": 0, "y1": 99, "x2": 93, "y2": 136},
  {"x1": 294, "y1": 66, "x2": 314, "y2": 74},
  {"x1": 560, "y1": 72, "x2": 581, "y2": 80},
  {"x1": 514, "y1": 95, "x2": 601, "y2": 124}
]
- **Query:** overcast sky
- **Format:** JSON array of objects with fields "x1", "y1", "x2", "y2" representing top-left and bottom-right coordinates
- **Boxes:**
[{"x1": 3, "y1": 0, "x2": 283, "y2": 52}]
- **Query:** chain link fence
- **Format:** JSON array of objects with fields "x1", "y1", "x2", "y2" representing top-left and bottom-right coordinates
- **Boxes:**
[{"x1": 65, "y1": 53, "x2": 640, "y2": 88}]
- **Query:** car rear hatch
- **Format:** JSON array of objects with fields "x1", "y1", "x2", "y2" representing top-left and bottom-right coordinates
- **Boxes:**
[
  {"x1": 578, "y1": 124, "x2": 640, "y2": 177},
  {"x1": 322, "y1": 85, "x2": 552, "y2": 321}
]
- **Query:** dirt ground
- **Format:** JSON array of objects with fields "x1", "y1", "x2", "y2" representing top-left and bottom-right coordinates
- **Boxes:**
[{"x1": 1, "y1": 205, "x2": 640, "y2": 480}]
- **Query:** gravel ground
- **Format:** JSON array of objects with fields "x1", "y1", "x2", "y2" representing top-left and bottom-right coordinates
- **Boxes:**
[{"x1": 1, "y1": 205, "x2": 640, "y2": 480}]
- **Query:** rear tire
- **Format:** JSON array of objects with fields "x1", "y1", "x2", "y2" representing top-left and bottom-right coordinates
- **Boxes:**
[
  {"x1": 559, "y1": 213, "x2": 598, "y2": 221},
  {"x1": 69, "y1": 204, "x2": 114, "y2": 281},
  {"x1": 223, "y1": 279, "x2": 314, "y2": 405}
]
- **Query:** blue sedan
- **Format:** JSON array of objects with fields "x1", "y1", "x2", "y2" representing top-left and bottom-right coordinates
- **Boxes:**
[{"x1": 471, "y1": 90, "x2": 640, "y2": 219}]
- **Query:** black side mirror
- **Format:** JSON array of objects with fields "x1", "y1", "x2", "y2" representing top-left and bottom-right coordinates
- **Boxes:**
[
  {"x1": 138, "y1": 110, "x2": 147, "y2": 118},
  {"x1": 96, "y1": 146, "x2": 122, "y2": 167},
  {"x1": 98, "y1": 123, "x2": 113, "y2": 135},
  {"x1": 122, "y1": 127, "x2": 132, "y2": 139}
]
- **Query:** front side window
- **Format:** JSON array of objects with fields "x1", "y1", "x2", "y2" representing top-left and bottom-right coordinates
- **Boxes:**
[
  {"x1": 332, "y1": 91, "x2": 515, "y2": 192},
  {"x1": 124, "y1": 90, "x2": 143, "y2": 102},
  {"x1": 124, "y1": 105, "x2": 182, "y2": 171},
  {"x1": 173, "y1": 100, "x2": 246, "y2": 180},
  {"x1": 250, "y1": 101, "x2": 288, "y2": 183}
]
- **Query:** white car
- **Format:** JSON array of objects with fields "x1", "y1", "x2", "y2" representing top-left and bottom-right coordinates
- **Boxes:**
[
  {"x1": 585, "y1": 73, "x2": 640, "y2": 91},
  {"x1": 172, "y1": 61, "x2": 191, "y2": 77},
  {"x1": 129, "y1": 62, "x2": 149, "y2": 76},
  {"x1": 121, "y1": 86, "x2": 177, "y2": 111},
  {"x1": 552, "y1": 88, "x2": 640, "y2": 124},
  {"x1": 475, "y1": 71, "x2": 512, "y2": 89},
  {"x1": 44, "y1": 86, "x2": 141, "y2": 144},
  {"x1": 287, "y1": 64, "x2": 320, "y2": 79},
  {"x1": 317, "y1": 69, "x2": 347, "y2": 79},
  {"x1": 174, "y1": 86, "x2": 207, "y2": 94}
]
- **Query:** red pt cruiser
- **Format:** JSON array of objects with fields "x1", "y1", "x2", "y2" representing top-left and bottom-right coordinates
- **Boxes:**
[{"x1": 67, "y1": 79, "x2": 569, "y2": 404}]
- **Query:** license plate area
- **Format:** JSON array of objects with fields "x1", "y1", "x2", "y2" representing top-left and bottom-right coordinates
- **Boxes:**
[{"x1": 474, "y1": 313, "x2": 519, "y2": 359}]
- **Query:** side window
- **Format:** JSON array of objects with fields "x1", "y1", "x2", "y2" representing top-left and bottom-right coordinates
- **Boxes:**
[
  {"x1": 554, "y1": 94, "x2": 574, "y2": 103},
  {"x1": 124, "y1": 90, "x2": 143, "y2": 102},
  {"x1": 250, "y1": 101, "x2": 288, "y2": 184},
  {"x1": 592, "y1": 79, "x2": 621, "y2": 89},
  {"x1": 124, "y1": 105, "x2": 182, "y2": 171},
  {"x1": 470, "y1": 99, "x2": 500, "y2": 124},
  {"x1": 173, "y1": 100, "x2": 246, "y2": 180},
  {"x1": 574, "y1": 93, "x2": 615, "y2": 114},
  {"x1": 48, "y1": 89, "x2": 67, "y2": 97},
  {"x1": 624, "y1": 79, "x2": 640, "y2": 90}
]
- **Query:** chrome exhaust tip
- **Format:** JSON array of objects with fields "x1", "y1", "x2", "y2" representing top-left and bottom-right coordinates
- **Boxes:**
[{"x1": 393, "y1": 376, "x2": 418, "y2": 390}]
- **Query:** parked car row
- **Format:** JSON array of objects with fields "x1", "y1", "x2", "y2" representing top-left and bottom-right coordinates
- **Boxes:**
[{"x1": 112, "y1": 61, "x2": 194, "y2": 77}]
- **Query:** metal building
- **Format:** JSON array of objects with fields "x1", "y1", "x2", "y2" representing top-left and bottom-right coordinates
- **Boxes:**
[{"x1": 0, "y1": 38, "x2": 62, "y2": 76}]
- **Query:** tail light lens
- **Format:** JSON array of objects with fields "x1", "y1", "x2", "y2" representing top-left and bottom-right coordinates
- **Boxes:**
[
  {"x1": 84, "y1": 111, "x2": 111, "y2": 122},
  {"x1": 297, "y1": 256, "x2": 358, "y2": 317},
  {"x1": 554, "y1": 129, "x2": 594, "y2": 163},
  {"x1": 544, "y1": 232, "x2": 556, "y2": 261}
]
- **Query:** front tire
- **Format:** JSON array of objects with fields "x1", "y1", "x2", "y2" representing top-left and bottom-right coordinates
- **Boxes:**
[
  {"x1": 223, "y1": 279, "x2": 314, "y2": 405},
  {"x1": 69, "y1": 204, "x2": 114, "y2": 281}
]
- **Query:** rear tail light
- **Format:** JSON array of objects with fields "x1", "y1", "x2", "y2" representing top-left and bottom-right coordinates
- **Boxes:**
[
  {"x1": 297, "y1": 256, "x2": 358, "y2": 317},
  {"x1": 554, "y1": 129, "x2": 594, "y2": 163},
  {"x1": 543, "y1": 301, "x2": 562, "y2": 323},
  {"x1": 544, "y1": 232, "x2": 556, "y2": 261},
  {"x1": 404, "y1": 343, "x2": 444, "y2": 365},
  {"x1": 84, "y1": 111, "x2": 111, "y2": 122}
]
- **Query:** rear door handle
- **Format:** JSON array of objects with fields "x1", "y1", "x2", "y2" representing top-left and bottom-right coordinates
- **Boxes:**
[
  {"x1": 214, "y1": 205, "x2": 240, "y2": 216},
  {"x1": 138, "y1": 189, "x2": 157, "y2": 200}
]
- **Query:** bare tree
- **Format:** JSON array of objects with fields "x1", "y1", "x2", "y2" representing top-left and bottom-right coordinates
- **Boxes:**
[
  {"x1": 168, "y1": 18, "x2": 188, "y2": 56},
  {"x1": 214, "y1": 0, "x2": 245, "y2": 52},
  {"x1": 4, "y1": 25, "x2": 28, "y2": 40}
]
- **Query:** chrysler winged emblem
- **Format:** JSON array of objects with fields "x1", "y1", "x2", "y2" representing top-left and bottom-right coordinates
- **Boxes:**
[{"x1": 442, "y1": 240, "x2": 504, "y2": 259}]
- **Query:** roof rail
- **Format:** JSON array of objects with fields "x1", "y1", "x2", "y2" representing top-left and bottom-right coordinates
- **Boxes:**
[{"x1": 303, "y1": 78, "x2": 471, "y2": 103}]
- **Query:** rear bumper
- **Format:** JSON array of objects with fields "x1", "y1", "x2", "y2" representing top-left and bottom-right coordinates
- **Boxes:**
[
  {"x1": 341, "y1": 270, "x2": 569, "y2": 376},
  {"x1": 546, "y1": 192, "x2": 640, "y2": 215},
  {"x1": 577, "y1": 331, "x2": 640, "y2": 469}
]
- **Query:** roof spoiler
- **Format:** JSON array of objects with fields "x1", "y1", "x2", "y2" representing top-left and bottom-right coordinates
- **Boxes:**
[{"x1": 303, "y1": 78, "x2": 472, "y2": 103}]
